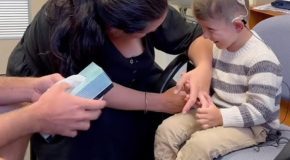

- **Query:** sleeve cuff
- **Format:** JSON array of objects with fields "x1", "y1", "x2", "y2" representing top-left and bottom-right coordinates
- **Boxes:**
[{"x1": 220, "y1": 107, "x2": 245, "y2": 127}]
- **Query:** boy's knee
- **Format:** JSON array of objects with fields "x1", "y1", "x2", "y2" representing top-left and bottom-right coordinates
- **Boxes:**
[
  {"x1": 155, "y1": 120, "x2": 173, "y2": 142},
  {"x1": 177, "y1": 139, "x2": 212, "y2": 160},
  {"x1": 177, "y1": 133, "x2": 221, "y2": 160},
  {"x1": 156, "y1": 117, "x2": 177, "y2": 134}
]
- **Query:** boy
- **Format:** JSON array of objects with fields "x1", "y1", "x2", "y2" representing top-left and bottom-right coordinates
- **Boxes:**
[{"x1": 154, "y1": 0, "x2": 282, "y2": 159}]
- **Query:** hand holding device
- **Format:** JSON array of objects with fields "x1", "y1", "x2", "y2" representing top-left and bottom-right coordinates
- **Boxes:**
[{"x1": 41, "y1": 62, "x2": 113, "y2": 142}]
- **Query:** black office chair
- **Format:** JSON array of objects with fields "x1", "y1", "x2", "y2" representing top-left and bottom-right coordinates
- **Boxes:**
[{"x1": 154, "y1": 52, "x2": 193, "y2": 93}]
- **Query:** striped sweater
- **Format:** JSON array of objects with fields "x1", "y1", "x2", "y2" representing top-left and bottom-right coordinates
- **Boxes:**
[{"x1": 212, "y1": 32, "x2": 282, "y2": 130}]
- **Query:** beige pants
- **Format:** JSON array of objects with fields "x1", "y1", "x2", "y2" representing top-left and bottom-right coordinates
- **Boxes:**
[{"x1": 154, "y1": 110, "x2": 267, "y2": 160}]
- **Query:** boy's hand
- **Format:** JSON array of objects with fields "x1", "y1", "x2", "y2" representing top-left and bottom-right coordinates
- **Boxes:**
[{"x1": 195, "y1": 93, "x2": 223, "y2": 129}]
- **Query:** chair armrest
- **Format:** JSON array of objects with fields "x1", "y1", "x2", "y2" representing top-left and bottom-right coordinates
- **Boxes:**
[{"x1": 155, "y1": 52, "x2": 190, "y2": 93}]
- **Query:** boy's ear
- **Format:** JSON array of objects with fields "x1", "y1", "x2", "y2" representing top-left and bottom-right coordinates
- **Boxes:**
[{"x1": 232, "y1": 20, "x2": 244, "y2": 32}]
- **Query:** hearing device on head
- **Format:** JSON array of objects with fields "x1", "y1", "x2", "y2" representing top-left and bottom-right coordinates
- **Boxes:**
[
  {"x1": 231, "y1": 0, "x2": 248, "y2": 24},
  {"x1": 232, "y1": 15, "x2": 246, "y2": 23},
  {"x1": 237, "y1": 0, "x2": 246, "y2": 5}
]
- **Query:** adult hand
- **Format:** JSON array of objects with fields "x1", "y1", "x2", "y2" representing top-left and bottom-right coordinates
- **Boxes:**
[
  {"x1": 161, "y1": 87, "x2": 186, "y2": 114},
  {"x1": 195, "y1": 92, "x2": 223, "y2": 129},
  {"x1": 30, "y1": 73, "x2": 64, "y2": 102},
  {"x1": 175, "y1": 65, "x2": 211, "y2": 113},
  {"x1": 30, "y1": 82, "x2": 106, "y2": 137}
]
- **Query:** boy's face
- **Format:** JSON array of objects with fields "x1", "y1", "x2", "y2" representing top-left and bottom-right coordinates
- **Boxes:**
[{"x1": 198, "y1": 18, "x2": 238, "y2": 50}]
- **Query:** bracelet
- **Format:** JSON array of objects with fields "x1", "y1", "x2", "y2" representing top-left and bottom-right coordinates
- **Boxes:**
[{"x1": 144, "y1": 92, "x2": 148, "y2": 114}]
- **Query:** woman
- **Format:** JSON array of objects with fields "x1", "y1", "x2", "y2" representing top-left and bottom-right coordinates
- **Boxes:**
[{"x1": 7, "y1": 0, "x2": 212, "y2": 159}]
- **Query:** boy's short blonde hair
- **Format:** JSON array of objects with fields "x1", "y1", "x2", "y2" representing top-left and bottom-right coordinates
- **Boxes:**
[{"x1": 193, "y1": 0, "x2": 249, "y2": 23}]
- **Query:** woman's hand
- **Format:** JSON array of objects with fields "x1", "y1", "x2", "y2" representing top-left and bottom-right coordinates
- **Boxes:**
[{"x1": 160, "y1": 87, "x2": 186, "y2": 114}]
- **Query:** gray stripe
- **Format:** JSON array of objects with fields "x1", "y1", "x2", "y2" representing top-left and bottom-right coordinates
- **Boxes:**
[
  {"x1": 249, "y1": 84, "x2": 279, "y2": 98},
  {"x1": 213, "y1": 59, "x2": 248, "y2": 75},
  {"x1": 261, "y1": 117, "x2": 280, "y2": 130},
  {"x1": 238, "y1": 105, "x2": 254, "y2": 127},
  {"x1": 213, "y1": 79, "x2": 279, "y2": 98},
  {"x1": 248, "y1": 98, "x2": 279, "y2": 122},
  {"x1": 213, "y1": 59, "x2": 281, "y2": 77},
  {"x1": 270, "y1": 110, "x2": 280, "y2": 122},
  {"x1": 275, "y1": 94, "x2": 281, "y2": 106},
  {"x1": 248, "y1": 61, "x2": 282, "y2": 76},
  {"x1": 213, "y1": 94, "x2": 242, "y2": 106},
  {"x1": 212, "y1": 78, "x2": 247, "y2": 93}
]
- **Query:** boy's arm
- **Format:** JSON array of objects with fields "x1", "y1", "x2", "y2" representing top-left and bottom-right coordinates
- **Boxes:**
[
  {"x1": 220, "y1": 61, "x2": 282, "y2": 128},
  {"x1": 176, "y1": 36, "x2": 213, "y2": 113}
]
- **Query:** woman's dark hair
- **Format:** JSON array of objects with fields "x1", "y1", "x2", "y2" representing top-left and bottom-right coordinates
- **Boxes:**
[{"x1": 46, "y1": 0, "x2": 168, "y2": 75}]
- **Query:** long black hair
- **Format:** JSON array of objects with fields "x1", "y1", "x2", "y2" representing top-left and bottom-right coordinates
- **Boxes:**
[{"x1": 46, "y1": 0, "x2": 168, "y2": 75}]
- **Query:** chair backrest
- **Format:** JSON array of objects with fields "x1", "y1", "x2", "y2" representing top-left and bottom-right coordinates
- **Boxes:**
[{"x1": 253, "y1": 15, "x2": 290, "y2": 101}]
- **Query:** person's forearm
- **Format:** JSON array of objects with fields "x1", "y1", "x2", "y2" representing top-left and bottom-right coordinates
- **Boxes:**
[
  {"x1": 188, "y1": 36, "x2": 213, "y2": 67},
  {"x1": 0, "y1": 77, "x2": 35, "y2": 105},
  {"x1": 0, "y1": 106, "x2": 38, "y2": 147},
  {"x1": 103, "y1": 83, "x2": 165, "y2": 112}
]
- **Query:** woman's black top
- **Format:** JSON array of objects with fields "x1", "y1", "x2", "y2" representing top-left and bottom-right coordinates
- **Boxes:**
[{"x1": 7, "y1": 4, "x2": 202, "y2": 160}]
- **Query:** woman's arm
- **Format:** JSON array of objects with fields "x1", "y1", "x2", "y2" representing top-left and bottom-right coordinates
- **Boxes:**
[{"x1": 104, "y1": 83, "x2": 186, "y2": 114}]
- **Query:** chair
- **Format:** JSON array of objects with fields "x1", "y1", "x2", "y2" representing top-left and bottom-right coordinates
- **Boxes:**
[
  {"x1": 217, "y1": 15, "x2": 290, "y2": 160},
  {"x1": 169, "y1": 0, "x2": 192, "y2": 16},
  {"x1": 169, "y1": 0, "x2": 195, "y2": 23},
  {"x1": 253, "y1": 15, "x2": 290, "y2": 101},
  {"x1": 154, "y1": 52, "x2": 191, "y2": 93}
]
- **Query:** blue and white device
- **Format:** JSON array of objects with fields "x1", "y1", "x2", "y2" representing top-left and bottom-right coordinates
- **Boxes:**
[
  {"x1": 71, "y1": 62, "x2": 113, "y2": 99},
  {"x1": 42, "y1": 62, "x2": 113, "y2": 142}
]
